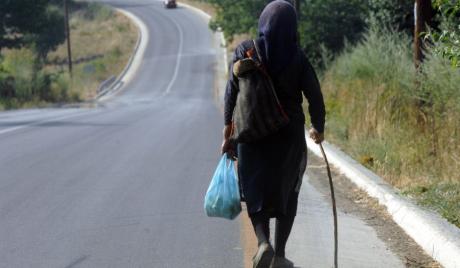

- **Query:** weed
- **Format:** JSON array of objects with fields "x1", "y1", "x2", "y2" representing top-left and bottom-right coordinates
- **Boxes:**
[{"x1": 403, "y1": 183, "x2": 460, "y2": 228}]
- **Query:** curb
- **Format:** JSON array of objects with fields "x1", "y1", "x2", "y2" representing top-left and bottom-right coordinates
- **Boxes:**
[
  {"x1": 97, "y1": 8, "x2": 149, "y2": 101},
  {"x1": 306, "y1": 137, "x2": 460, "y2": 268}
]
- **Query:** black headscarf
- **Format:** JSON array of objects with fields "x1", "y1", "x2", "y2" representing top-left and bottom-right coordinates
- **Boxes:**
[{"x1": 257, "y1": 0, "x2": 298, "y2": 75}]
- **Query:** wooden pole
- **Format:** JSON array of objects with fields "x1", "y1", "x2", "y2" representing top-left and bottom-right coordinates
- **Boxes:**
[
  {"x1": 64, "y1": 0, "x2": 73, "y2": 77},
  {"x1": 414, "y1": 0, "x2": 435, "y2": 69},
  {"x1": 414, "y1": 0, "x2": 423, "y2": 69}
]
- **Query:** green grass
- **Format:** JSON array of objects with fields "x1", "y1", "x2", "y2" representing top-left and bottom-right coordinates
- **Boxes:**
[
  {"x1": 403, "y1": 183, "x2": 460, "y2": 228},
  {"x1": 314, "y1": 26, "x2": 460, "y2": 227}
]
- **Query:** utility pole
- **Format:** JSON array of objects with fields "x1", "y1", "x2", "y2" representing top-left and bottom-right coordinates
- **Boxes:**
[
  {"x1": 64, "y1": 0, "x2": 73, "y2": 77},
  {"x1": 415, "y1": 0, "x2": 439, "y2": 156}
]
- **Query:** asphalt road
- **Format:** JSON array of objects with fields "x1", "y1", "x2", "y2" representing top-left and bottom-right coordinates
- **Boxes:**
[{"x1": 0, "y1": 1, "x2": 407, "y2": 267}]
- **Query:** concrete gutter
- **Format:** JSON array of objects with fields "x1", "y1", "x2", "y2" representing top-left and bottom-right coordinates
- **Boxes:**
[
  {"x1": 306, "y1": 137, "x2": 460, "y2": 268},
  {"x1": 97, "y1": 8, "x2": 149, "y2": 101}
]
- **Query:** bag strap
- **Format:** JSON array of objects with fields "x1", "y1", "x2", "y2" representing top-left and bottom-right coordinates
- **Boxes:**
[{"x1": 252, "y1": 40, "x2": 284, "y2": 109}]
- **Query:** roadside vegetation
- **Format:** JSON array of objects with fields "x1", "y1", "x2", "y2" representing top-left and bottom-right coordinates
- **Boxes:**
[
  {"x1": 0, "y1": 1, "x2": 137, "y2": 110},
  {"x1": 196, "y1": 0, "x2": 460, "y2": 227},
  {"x1": 323, "y1": 28, "x2": 460, "y2": 227}
]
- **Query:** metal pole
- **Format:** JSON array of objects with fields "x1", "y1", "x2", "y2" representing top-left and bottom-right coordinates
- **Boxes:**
[{"x1": 64, "y1": 0, "x2": 73, "y2": 77}]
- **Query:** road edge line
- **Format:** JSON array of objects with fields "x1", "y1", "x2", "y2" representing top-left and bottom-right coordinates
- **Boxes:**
[
  {"x1": 97, "y1": 8, "x2": 149, "y2": 101},
  {"x1": 306, "y1": 136, "x2": 460, "y2": 268},
  {"x1": 161, "y1": 14, "x2": 184, "y2": 96}
]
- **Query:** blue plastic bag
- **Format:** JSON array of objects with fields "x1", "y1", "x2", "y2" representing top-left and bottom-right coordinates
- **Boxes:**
[{"x1": 204, "y1": 154, "x2": 242, "y2": 220}]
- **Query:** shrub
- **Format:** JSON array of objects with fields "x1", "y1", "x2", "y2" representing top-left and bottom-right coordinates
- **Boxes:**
[
  {"x1": 319, "y1": 26, "x2": 460, "y2": 227},
  {"x1": 0, "y1": 47, "x2": 72, "y2": 104},
  {"x1": 298, "y1": 0, "x2": 368, "y2": 66},
  {"x1": 320, "y1": 25, "x2": 460, "y2": 186},
  {"x1": 1, "y1": 48, "x2": 36, "y2": 100}
]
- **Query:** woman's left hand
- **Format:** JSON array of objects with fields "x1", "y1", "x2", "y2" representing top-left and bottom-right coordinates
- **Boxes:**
[
  {"x1": 221, "y1": 125, "x2": 235, "y2": 157},
  {"x1": 221, "y1": 139, "x2": 235, "y2": 155}
]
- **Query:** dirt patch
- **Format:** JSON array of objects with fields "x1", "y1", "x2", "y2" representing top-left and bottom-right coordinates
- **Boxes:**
[{"x1": 306, "y1": 150, "x2": 441, "y2": 268}]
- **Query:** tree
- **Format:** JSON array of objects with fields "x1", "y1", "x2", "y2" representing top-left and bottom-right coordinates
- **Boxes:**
[
  {"x1": 206, "y1": 0, "x2": 268, "y2": 41},
  {"x1": 426, "y1": 0, "x2": 460, "y2": 67},
  {"x1": 298, "y1": 0, "x2": 368, "y2": 65},
  {"x1": 368, "y1": 0, "x2": 414, "y2": 34},
  {"x1": 0, "y1": 0, "x2": 65, "y2": 59},
  {"x1": 204, "y1": 0, "x2": 367, "y2": 67}
]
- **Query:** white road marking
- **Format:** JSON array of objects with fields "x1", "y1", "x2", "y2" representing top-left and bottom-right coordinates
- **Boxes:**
[
  {"x1": 0, "y1": 110, "x2": 95, "y2": 136},
  {"x1": 162, "y1": 14, "x2": 184, "y2": 96}
]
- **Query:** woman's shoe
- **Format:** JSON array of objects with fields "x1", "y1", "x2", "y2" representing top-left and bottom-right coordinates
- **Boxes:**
[
  {"x1": 270, "y1": 256, "x2": 294, "y2": 268},
  {"x1": 253, "y1": 242, "x2": 275, "y2": 268}
]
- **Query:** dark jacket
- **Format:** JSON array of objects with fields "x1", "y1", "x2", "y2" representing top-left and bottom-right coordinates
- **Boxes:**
[{"x1": 224, "y1": 40, "x2": 326, "y2": 133}]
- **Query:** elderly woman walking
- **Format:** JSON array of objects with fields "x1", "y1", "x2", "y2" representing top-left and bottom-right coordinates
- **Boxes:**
[{"x1": 221, "y1": 1, "x2": 325, "y2": 267}]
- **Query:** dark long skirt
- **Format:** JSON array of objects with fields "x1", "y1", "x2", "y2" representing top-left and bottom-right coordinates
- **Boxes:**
[{"x1": 237, "y1": 121, "x2": 307, "y2": 218}]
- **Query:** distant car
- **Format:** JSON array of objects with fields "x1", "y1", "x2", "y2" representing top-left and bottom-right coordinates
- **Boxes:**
[{"x1": 163, "y1": 0, "x2": 177, "y2": 8}]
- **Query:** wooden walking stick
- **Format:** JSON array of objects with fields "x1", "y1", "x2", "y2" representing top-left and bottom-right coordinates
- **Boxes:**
[{"x1": 319, "y1": 143, "x2": 338, "y2": 268}]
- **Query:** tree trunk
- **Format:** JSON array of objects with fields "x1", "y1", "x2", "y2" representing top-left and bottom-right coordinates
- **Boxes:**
[{"x1": 414, "y1": 0, "x2": 435, "y2": 68}]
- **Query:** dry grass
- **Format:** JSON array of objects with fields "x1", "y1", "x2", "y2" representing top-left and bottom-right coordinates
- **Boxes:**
[{"x1": 46, "y1": 3, "x2": 138, "y2": 99}]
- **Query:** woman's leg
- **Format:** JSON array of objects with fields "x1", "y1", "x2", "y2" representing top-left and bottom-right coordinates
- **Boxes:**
[
  {"x1": 274, "y1": 147, "x2": 304, "y2": 258},
  {"x1": 274, "y1": 190, "x2": 299, "y2": 258},
  {"x1": 274, "y1": 215, "x2": 295, "y2": 257},
  {"x1": 250, "y1": 211, "x2": 270, "y2": 246}
]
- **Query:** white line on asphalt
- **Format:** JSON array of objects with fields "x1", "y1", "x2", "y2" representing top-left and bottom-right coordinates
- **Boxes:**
[
  {"x1": 162, "y1": 13, "x2": 184, "y2": 96},
  {"x1": 0, "y1": 110, "x2": 94, "y2": 136}
]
